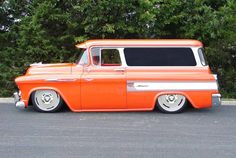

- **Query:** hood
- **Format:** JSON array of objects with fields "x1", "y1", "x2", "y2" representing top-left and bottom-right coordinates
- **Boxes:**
[{"x1": 26, "y1": 63, "x2": 74, "y2": 75}]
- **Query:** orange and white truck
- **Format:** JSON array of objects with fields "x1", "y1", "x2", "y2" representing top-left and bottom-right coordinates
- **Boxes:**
[{"x1": 14, "y1": 39, "x2": 221, "y2": 113}]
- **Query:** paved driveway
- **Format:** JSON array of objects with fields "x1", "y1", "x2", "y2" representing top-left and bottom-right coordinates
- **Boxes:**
[{"x1": 0, "y1": 103, "x2": 235, "y2": 158}]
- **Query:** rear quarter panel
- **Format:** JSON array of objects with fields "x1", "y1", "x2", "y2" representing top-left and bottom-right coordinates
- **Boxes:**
[{"x1": 126, "y1": 66, "x2": 218, "y2": 109}]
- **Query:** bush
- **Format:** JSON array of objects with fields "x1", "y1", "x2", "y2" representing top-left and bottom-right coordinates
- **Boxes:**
[{"x1": 0, "y1": 0, "x2": 235, "y2": 98}]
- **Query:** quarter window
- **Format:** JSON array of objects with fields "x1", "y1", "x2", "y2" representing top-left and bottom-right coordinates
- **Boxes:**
[
  {"x1": 198, "y1": 48, "x2": 208, "y2": 66},
  {"x1": 91, "y1": 47, "x2": 101, "y2": 65},
  {"x1": 124, "y1": 48, "x2": 196, "y2": 66}
]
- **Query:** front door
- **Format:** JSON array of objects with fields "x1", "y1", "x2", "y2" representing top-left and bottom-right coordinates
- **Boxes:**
[{"x1": 81, "y1": 47, "x2": 126, "y2": 110}]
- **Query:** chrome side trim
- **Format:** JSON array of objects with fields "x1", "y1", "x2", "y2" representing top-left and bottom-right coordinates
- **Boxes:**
[
  {"x1": 127, "y1": 81, "x2": 218, "y2": 92},
  {"x1": 212, "y1": 94, "x2": 221, "y2": 107},
  {"x1": 45, "y1": 78, "x2": 77, "y2": 82}
]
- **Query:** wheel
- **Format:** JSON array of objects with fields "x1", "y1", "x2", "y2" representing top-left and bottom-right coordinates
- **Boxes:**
[
  {"x1": 31, "y1": 90, "x2": 64, "y2": 112},
  {"x1": 156, "y1": 94, "x2": 187, "y2": 113}
]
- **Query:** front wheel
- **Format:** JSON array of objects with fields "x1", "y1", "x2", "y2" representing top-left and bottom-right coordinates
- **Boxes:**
[
  {"x1": 156, "y1": 94, "x2": 187, "y2": 113},
  {"x1": 31, "y1": 90, "x2": 64, "y2": 112}
]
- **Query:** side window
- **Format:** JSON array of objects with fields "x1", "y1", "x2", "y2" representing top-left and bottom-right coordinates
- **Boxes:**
[
  {"x1": 198, "y1": 48, "x2": 208, "y2": 66},
  {"x1": 124, "y1": 48, "x2": 196, "y2": 66},
  {"x1": 91, "y1": 47, "x2": 100, "y2": 65},
  {"x1": 91, "y1": 47, "x2": 121, "y2": 66},
  {"x1": 101, "y1": 49, "x2": 121, "y2": 66}
]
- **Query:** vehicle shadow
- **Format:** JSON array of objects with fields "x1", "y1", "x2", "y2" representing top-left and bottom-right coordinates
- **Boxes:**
[{"x1": 14, "y1": 103, "x2": 235, "y2": 116}]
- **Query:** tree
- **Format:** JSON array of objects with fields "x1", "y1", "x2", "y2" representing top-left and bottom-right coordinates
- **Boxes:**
[{"x1": 0, "y1": 0, "x2": 236, "y2": 97}]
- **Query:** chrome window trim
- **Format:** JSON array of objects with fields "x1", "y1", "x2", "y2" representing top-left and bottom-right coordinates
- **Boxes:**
[{"x1": 89, "y1": 46, "x2": 204, "y2": 67}]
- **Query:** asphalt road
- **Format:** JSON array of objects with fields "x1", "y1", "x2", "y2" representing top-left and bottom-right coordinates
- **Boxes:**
[{"x1": 0, "y1": 103, "x2": 236, "y2": 158}]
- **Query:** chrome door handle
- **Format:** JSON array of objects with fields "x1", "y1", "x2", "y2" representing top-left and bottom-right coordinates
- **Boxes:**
[{"x1": 114, "y1": 68, "x2": 125, "y2": 72}]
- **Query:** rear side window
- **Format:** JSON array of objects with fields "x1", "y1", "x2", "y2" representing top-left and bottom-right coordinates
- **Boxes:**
[
  {"x1": 198, "y1": 48, "x2": 208, "y2": 66},
  {"x1": 124, "y1": 48, "x2": 196, "y2": 66}
]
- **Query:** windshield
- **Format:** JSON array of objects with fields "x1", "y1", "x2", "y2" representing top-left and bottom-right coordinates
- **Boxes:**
[{"x1": 77, "y1": 50, "x2": 89, "y2": 65}]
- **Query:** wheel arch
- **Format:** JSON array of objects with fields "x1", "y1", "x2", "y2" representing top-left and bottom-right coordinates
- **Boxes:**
[
  {"x1": 28, "y1": 87, "x2": 70, "y2": 109},
  {"x1": 152, "y1": 91, "x2": 197, "y2": 109}
]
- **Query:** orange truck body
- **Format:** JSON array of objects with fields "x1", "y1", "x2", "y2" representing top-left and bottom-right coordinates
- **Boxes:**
[{"x1": 14, "y1": 39, "x2": 221, "y2": 112}]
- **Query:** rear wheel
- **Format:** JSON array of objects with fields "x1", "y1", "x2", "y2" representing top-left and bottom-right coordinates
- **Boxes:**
[
  {"x1": 157, "y1": 94, "x2": 187, "y2": 113},
  {"x1": 31, "y1": 90, "x2": 63, "y2": 112}
]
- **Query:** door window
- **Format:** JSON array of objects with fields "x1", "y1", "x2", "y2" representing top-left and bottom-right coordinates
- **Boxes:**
[
  {"x1": 101, "y1": 49, "x2": 121, "y2": 66},
  {"x1": 91, "y1": 48, "x2": 121, "y2": 66}
]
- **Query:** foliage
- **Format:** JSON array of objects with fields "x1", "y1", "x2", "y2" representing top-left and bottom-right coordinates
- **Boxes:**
[{"x1": 0, "y1": 0, "x2": 236, "y2": 97}]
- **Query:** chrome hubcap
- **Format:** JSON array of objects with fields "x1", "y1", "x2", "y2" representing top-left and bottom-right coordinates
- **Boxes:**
[
  {"x1": 166, "y1": 94, "x2": 177, "y2": 103},
  {"x1": 34, "y1": 90, "x2": 60, "y2": 111},
  {"x1": 41, "y1": 93, "x2": 53, "y2": 104},
  {"x1": 158, "y1": 94, "x2": 186, "y2": 112}
]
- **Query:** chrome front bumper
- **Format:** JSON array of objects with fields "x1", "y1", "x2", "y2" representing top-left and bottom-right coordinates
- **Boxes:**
[
  {"x1": 212, "y1": 94, "x2": 221, "y2": 107},
  {"x1": 14, "y1": 92, "x2": 25, "y2": 109}
]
